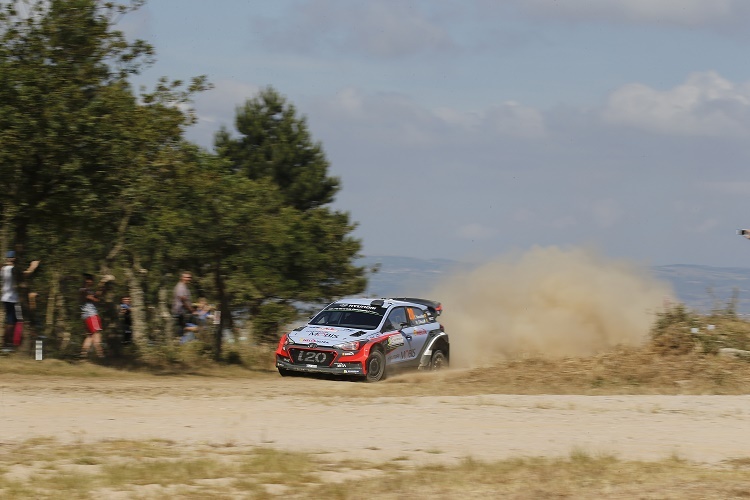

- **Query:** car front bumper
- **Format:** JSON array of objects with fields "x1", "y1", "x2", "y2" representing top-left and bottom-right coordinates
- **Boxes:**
[{"x1": 276, "y1": 355, "x2": 364, "y2": 376}]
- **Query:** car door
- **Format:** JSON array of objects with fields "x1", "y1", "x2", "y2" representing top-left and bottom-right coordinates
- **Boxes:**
[
  {"x1": 383, "y1": 306, "x2": 425, "y2": 366},
  {"x1": 403, "y1": 306, "x2": 430, "y2": 362}
]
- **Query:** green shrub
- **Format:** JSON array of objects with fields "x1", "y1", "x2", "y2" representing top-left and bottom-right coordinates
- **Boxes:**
[{"x1": 650, "y1": 302, "x2": 750, "y2": 356}]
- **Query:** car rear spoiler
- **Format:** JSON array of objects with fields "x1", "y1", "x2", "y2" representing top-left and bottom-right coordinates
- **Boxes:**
[{"x1": 389, "y1": 297, "x2": 443, "y2": 316}]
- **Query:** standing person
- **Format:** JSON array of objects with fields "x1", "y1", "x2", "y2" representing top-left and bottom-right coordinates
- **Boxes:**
[
  {"x1": 119, "y1": 296, "x2": 132, "y2": 344},
  {"x1": 1, "y1": 251, "x2": 39, "y2": 349},
  {"x1": 172, "y1": 272, "x2": 196, "y2": 337},
  {"x1": 80, "y1": 273, "x2": 106, "y2": 359}
]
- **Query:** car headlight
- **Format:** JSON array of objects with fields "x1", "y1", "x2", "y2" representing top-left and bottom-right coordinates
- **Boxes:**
[
  {"x1": 335, "y1": 341, "x2": 362, "y2": 351},
  {"x1": 281, "y1": 334, "x2": 293, "y2": 351}
]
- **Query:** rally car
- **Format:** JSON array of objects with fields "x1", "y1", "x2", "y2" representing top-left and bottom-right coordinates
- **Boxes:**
[{"x1": 275, "y1": 297, "x2": 448, "y2": 382}]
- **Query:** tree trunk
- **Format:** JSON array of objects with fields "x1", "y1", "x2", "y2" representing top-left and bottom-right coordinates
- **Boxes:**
[
  {"x1": 45, "y1": 269, "x2": 60, "y2": 337},
  {"x1": 56, "y1": 282, "x2": 71, "y2": 351},
  {"x1": 157, "y1": 286, "x2": 172, "y2": 342},
  {"x1": 213, "y1": 263, "x2": 228, "y2": 360},
  {"x1": 124, "y1": 266, "x2": 148, "y2": 350}
]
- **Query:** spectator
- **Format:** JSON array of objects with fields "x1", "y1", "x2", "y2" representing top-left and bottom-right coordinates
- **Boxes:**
[
  {"x1": 80, "y1": 273, "x2": 109, "y2": 359},
  {"x1": 195, "y1": 297, "x2": 213, "y2": 326},
  {"x1": 120, "y1": 296, "x2": 133, "y2": 344},
  {"x1": 1, "y1": 251, "x2": 39, "y2": 350},
  {"x1": 172, "y1": 272, "x2": 196, "y2": 337}
]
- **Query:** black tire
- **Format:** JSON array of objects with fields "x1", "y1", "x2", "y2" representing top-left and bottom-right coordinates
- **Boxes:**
[
  {"x1": 429, "y1": 349, "x2": 448, "y2": 371},
  {"x1": 365, "y1": 349, "x2": 386, "y2": 382},
  {"x1": 278, "y1": 367, "x2": 293, "y2": 377}
]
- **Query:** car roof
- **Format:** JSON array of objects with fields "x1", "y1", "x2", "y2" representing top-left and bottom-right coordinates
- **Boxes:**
[{"x1": 334, "y1": 297, "x2": 429, "y2": 309}]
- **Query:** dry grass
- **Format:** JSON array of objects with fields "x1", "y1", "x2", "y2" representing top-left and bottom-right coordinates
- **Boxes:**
[
  {"x1": 0, "y1": 439, "x2": 749, "y2": 499},
  {"x1": 2, "y1": 342, "x2": 750, "y2": 397}
]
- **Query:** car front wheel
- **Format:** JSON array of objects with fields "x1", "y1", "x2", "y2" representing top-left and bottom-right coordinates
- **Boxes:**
[
  {"x1": 430, "y1": 349, "x2": 448, "y2": 371},
  {"x1": 365, "y1": 349, "x2": 386, "y2": 382}
]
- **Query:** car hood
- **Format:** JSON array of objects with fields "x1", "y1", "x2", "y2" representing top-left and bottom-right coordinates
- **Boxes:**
[{"x1": 288, "y1": 325, "x2": 378, "y2": 347}]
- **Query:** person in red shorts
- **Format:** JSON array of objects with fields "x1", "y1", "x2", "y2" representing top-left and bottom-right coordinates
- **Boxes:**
[{"x1": 80, "y1": 273, "x2": 106, "y2": 358}]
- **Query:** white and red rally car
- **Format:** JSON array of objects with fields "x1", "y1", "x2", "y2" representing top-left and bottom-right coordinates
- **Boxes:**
[{"x1": 275, "y1": 297, "x2": 448, "y2": 382}]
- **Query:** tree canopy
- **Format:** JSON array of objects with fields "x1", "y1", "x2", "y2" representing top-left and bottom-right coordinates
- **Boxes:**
[{"x1": 0, "y1": 1, "x2": 367, "y2": 359}]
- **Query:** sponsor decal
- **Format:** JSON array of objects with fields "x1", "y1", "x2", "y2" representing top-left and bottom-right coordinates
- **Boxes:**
[
  {"x1": 306, "y1": 331, "x2": 339, "y2": 338},
  {"x1": 387, "y1": 335, "x2": 405, "y2": 348},
  {"x1": 389, "y1": 349, "x2": 416, "y2": 361},
  {"x1": 341, "y1": 351, "x2": 354, "y2": 356},
  {"x1": 413, "y1": 328, "x2": 427, "y2": 336},
  {"x1": 337, "y1": 303, "x2": 377, "y2": 310},
  {"x1": 398, "y1": 349, "x2": 416, "y2": 360},
  {"x1": 326, "y1": 303, "x2": 386, "y2": 315}
]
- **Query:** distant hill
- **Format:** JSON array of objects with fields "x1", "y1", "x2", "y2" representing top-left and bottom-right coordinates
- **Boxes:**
[
  {"x1": 359, "y1": 256, "x2": 750, "y2": 314},
  {"x1": 652, "y1": 264, "x2": 750, "y2": 314}
]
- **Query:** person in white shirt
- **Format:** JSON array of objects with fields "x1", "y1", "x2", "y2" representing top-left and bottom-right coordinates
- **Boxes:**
[{"x1": 1, "y1": 251, "x2": 39, "y2": 348}]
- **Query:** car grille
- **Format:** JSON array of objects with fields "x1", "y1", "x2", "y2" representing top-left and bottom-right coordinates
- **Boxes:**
[{"x1": 288, "y1": 348, "x2": 335, "y2": 366}]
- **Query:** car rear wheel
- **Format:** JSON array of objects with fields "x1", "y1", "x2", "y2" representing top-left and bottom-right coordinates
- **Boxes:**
[
  {"x1": 365, "y1": 349, "x2": 386, "y2": 382},
  {"x1": 430, "y1": 349, "x2": 448, "y2": 371}
]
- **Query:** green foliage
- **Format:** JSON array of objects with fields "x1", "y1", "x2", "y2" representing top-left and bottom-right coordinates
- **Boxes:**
[
  {"x1": 650, "y1": 302, "x2": 750, "y2": 356},
  {"x1": 0, "y1": 3, "x2": 366, "y2": 360},
  {"x1": 215, "y1": 87, "x2": 366, "y2": 342},
  {"x1": 215, "y1": 87, "x2": 339, "y2": 211}
]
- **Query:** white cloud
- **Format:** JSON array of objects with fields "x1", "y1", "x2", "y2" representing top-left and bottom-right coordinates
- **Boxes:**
[
  {"x1": 517, "y1": 0, "x2": 740, "y2": 26},
  {"x1": 253, "y1": 0, "x2": 454, "y2": 58},
  {"x1": 195, "y1": 80, "x2": 261, "y2": 118},
  {"x1": 434, "y1": 101, "x2": 546, "y2": 138},
  {"x1": 484, "y1": 101, "x2": 546, "y2": 138},
  {"x1": 321, "y1": 87, "x2": 546, "y2": 145},
  {"x1": 602, "y1": 71, "x2": 750, "y2": 136}
]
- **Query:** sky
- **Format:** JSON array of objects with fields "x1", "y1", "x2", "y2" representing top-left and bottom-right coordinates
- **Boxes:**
[{"x1": 124, "y1": 0, "x2": 750, "y2": 267}]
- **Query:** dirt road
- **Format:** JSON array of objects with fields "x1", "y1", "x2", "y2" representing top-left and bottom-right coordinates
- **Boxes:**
[{"x1": 1, "y1": 374, "x2": 748, "y2": 464}]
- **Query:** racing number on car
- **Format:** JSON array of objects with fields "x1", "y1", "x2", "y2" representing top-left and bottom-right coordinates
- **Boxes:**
[{"x1": 297, "y1": 351, "x2": 327, "y2": 364}]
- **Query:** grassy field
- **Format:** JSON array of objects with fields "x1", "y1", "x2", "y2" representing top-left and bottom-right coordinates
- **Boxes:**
[
  {"x1": 0, "y1": 438, "x2": 749, "y2": 499},
  {"x1": 0, "y1": 350, "x2": 748, "y2": 498}
]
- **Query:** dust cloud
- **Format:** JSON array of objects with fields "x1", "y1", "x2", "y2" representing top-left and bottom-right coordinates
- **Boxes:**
[{"x1": 428, "y1": 246, "x2": 674, "y2": 368}]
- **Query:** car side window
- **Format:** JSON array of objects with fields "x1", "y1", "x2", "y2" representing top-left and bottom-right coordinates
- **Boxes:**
[
  {"x1": 384, "y1": 307, "x2": 407, "y2": 331},
  {"x1": 406, "y1": 306, "x2": 429, "y2": 326}
]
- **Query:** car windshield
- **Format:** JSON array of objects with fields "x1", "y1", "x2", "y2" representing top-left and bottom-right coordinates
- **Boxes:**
[{"x1": 310, "y1": 303, "x2": 387, "y2": 329}]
